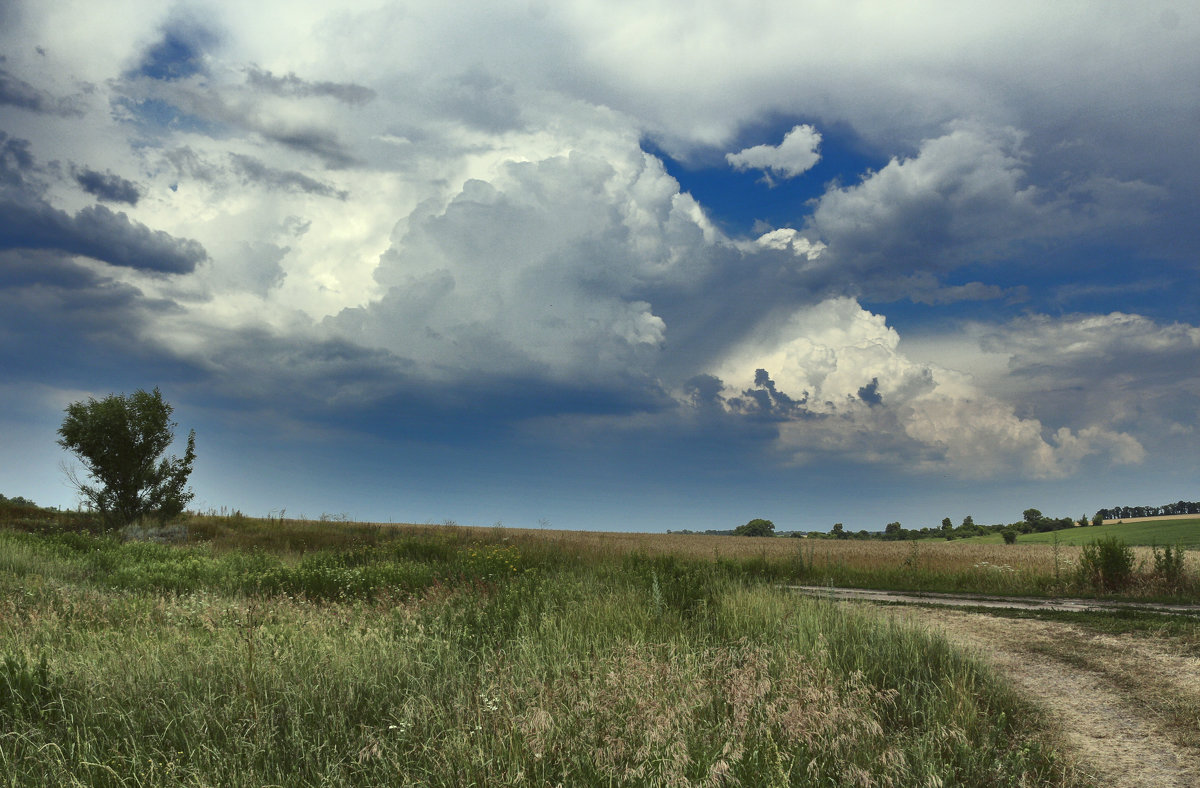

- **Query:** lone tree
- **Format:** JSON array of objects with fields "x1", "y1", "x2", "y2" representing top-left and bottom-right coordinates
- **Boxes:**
[
  {"x1": 734, "y1": 518, "x2": 775, "y2": 537},
  {"x1": 57, "y1": 388, "x2": 196, "y2": 528}
]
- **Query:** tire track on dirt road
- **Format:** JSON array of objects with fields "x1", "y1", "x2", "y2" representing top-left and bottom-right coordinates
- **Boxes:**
[{"x1": 898, "y1": 608, "x2": 1200, "y2": 788}]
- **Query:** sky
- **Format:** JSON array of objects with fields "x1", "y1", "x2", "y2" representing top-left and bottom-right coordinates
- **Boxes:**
[{"x1": 2, "y1": 1, "x2": 1198, "y2": 533}]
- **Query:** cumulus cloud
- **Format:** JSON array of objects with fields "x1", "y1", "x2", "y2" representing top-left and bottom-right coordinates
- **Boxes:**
[
  {"x1": 805, "y1": 123, "x2": 1042, "y2": 281},
  {"x1": 707, "y1": 298, "x2": 1145, "y2": 478},
  {"x1": 754, "y1": 227, "x2": 826, "y2": 260},
  {"x1": 326, "y1": 146, "x2": 692, "y2": 386},
  {"x1": 726, "y1": 124, "x2": 821, "y2": 180}
]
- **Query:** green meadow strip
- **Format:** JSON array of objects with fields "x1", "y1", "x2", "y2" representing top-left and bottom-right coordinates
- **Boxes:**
[{"x1": 0, "y1": 527, "x2": 1085, "y2": 787}]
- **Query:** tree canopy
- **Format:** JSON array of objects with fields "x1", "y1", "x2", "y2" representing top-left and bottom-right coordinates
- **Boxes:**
[
  {"x1": 733, "y1": 518, "x2": 775, "y2": 537},
  {"x1": 57, "y1": 388, "x2": 196, "y2": 528}
]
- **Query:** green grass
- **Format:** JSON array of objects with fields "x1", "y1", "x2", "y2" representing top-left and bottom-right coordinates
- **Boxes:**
[
  {"x1": 0, "y1": 523, "x2": 1085, "y2": 787},
  {"x1": 954, "y1": 518, "x2": 1200, "y2": 547},
  {"x1": 1015, "y1": 519, "x2": 1200, "y2": 547}
]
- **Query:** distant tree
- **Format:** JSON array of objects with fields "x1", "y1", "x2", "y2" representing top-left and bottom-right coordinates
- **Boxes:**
[
  {"x1": 1001, "y1": 528, "x2": 1018, "y2": 544},
  {"x1": 830, "y1": 522, "x2": 846, "y2": 539},
  {"x1": 884, "y1": 521, "x2": 903, "y2": 540},
  {"x1": 1092, "y1": 513, "x2": 1104, "y2": 526},
  {"x1": 57, "y1": 388, "x2": 196, "y2": 529},
  {"x1": 961, "y1": 515, "x2": 974, "y2": 528},
  {"x1": 940, "y1": 517, "x2": 953, "y2": 532},
  {"x1": 734, "y1": 518, "x2": 775, "y2": 537},
  {"x1": 1022, "y1": 508, "x2": 1043, "y2": 525}
]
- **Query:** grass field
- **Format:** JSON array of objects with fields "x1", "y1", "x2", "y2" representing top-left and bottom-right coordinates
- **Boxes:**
[
  {"x1": 957, "y1": 517, "x2": 1200, "y2": 548},
  {"x1": 1012, "y1": 518, "x2": 1200, "y2": 547},
  {"x1": 0, "y1": 517, "x2": 1087, "y2": 787}
]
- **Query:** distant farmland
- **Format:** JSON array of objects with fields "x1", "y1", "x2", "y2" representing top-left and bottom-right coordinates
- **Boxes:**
[{"x1": 1015, "y1": 517, "x2": 1200, "y2": 547}]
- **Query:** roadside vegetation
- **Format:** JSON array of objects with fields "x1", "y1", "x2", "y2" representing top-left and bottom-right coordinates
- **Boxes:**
[{"x1": 0, "y1": 507, "x2": 1087, "y2": 787}]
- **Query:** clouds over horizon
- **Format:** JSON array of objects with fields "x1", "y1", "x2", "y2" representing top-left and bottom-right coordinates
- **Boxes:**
[{"x1": 1, "y1": 0, "x2": 1197, "y2": 522}]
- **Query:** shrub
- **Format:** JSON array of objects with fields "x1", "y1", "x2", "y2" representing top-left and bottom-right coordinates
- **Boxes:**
[
  {"x1": 1001, "y1": 528, "x2": 1017, "y2": 545},
  {"x1": 1151, "y1": 543, "x2": 1188, "y2": 593},
  {"x1": 1077, "y1": 536, "x2": 1136, "y2": 592}
]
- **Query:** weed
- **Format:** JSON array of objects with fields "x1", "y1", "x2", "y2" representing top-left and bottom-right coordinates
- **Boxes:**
[{"x1": 1078, "y1": 536, "x2": 1137, "y2": 592}]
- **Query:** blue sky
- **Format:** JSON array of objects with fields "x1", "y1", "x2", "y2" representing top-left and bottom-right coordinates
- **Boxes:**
[{"x1": 2, "y1": 1, "x2": 1198, "y2": 532}]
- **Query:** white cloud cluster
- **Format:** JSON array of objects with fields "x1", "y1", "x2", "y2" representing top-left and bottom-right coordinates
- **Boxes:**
[
  {"x1": 325, "y1": 132, "x2": 716, "y2": 384},
  {"x1": 726, "y1": 124, "x2": 821, "y2": 179},
  {"x1": 710, "y1": 298, "x2": 1146, "y2": 478}
]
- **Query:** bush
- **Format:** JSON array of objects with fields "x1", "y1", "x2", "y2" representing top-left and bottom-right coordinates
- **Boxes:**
[
  {"x1": 1001, "y1": 528, "x2": 1017, "y2": 545},
  {"x1": 1151, "y1": 543, "x2": 1188, "y2": 593},
  {"x1": 1077, "y1": 536, "x2": 1136, "y2": 592}
]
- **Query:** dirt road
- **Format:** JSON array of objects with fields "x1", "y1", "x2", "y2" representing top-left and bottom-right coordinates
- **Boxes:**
[
  {"x1": 785, "y1": 585, "x2": 1200, "y2": 616},
  {"x1": 897, "y1": 607, "x2": 1200, "y2": 787}
]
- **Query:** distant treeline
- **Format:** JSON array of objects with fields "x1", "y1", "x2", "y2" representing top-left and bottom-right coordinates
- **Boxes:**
[
  {"x1": 0, "y1": 493, "x2": 38, "y2": 507},
  {"x1": 1094, "y1": 501, "x2": 1200, "y2": 520},
  {"x1": 672, "y1": 507, "x2": 1092, "y2": 541}
]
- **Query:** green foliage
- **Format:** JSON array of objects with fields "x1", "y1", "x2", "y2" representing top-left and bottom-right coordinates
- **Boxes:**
[
  {"x1": 1002, "y1": 528, "x2": 1018, "y2": 544},
  {"x1": 1078, "y1": 536, "x2": 1136, "y2": 592},
  {"x1": 57, "y1": 388, "x2": 196, "y2": 529},
  {"x1": 0, "y1": 652, "x2": 64, "y2": 723},
  {"x1": 734, "y1": 518, "x2": 775, "y2": 537}
]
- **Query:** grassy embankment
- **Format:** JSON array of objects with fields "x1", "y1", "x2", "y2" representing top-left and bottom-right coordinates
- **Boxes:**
[{"x1": 0, "y1": 510, "x2": 1084, "y2": 787}]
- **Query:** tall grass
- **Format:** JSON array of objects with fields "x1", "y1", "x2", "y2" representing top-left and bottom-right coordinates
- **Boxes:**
[{"x1": 0, "y1": 524, "x2": 1083, "y2": 787}]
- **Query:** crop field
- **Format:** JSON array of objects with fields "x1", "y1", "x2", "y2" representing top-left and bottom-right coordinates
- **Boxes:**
[{"x1": 0, "y1": 515, "x2": 1090, "y2": 788}]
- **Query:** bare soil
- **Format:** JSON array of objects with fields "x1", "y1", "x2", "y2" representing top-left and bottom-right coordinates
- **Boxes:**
[{"x1": 898, "y1": 607, "x2": 1200, "y2": 788}]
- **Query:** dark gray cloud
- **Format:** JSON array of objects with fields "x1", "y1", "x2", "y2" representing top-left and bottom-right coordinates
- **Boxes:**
[
  {"x1": 74, "y1": 167, "x2": 140, "y2": 205},
  {"x1": 0, "y1": 249, "x2": 187, "y2": 388},
  {"x1": 229, "y1": 154, "x2": 347, "y2": 199},
  {"x1": 0, "y1": 64, "x2": 81, "y2": 116},
  {"x1": 0, "y1": 132, "x2": 35, "y2": 186},
  {"x1": 0, "y1": 200, "x2": 206, "y2": 273},
  {"x1": 263, "y1": 127, "x2": 357, "y2": 169},
  {"x1": 0, "y1": 133, "x2": 205, "y2": 273},
  {"x1": 727, "y1": 369, "x2": 815, "y2": 422},
  {"x1": 857, "y1": 378, "x2": 882, "y2": 407},
  {"x1": 245, "y1": 67, "x2": 375, "y2": 105}
]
